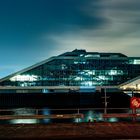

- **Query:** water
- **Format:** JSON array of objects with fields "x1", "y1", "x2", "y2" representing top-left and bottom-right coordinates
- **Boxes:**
[
  {"x1": 0, "y1": 91, "x2": 133, "y2": 124},
  {"x1": 0, "y1": 107, "x2": 137, "y2": 124},
  {"x1": 9, "y1": 108, "x2": 38, "y2": 124}
]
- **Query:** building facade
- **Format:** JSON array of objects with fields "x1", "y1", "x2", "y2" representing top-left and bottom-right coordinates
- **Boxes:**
[{"x1": 0, "y1": 49, "x2": 140, "y2": 87}]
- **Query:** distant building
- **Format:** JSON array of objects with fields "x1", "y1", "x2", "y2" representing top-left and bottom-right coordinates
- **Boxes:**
[{"x1": 0, "y1": 49, "x2": 140, "y2": 88}]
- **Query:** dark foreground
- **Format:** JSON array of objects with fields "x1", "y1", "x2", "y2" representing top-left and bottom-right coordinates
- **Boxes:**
[{"x1": 0, "y1": 122, "x2": 140, "y2": 140}]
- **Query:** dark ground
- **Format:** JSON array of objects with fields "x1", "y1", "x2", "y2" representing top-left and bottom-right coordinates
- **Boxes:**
[{"x1": 0, "y1": 122, "x2": 140, "y2": 140}]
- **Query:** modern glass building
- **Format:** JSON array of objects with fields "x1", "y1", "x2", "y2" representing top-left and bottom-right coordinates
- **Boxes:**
[{"x1": 0, "y1": 49, "x2": 140, "y2": 87}]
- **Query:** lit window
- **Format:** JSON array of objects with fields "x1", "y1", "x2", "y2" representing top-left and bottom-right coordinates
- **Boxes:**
[
  {"x1": 85, "y1": 54, "x2": 100, "y2": 58},
  {"x1": 134, "y1": 59, "x2": 140, "y2": 64},
  {"x1": 108, "y1": 70, "x2": 117, "y2": 75},
  {"x1": 74, "y1": 61, "x2": 78, "y2": 64},
  {"x1": 10, "y1": 75, "x2": 38, "y2": 82},
  {"x1": 78, "y1": 70, "x2": 95, "y2": 76},
  {"x1": 98, "y1": 76, "x2": 106, "y2": 80},
  {"x1": 80, "y1": 54, "x2": 84, "y2": 57},
  {"x1": 108, "y1": 70, "x2": 123, "y2": 75},
  {"x1": 81, "y1": 81, "x2": 93, "y2": 86},
  {"x1": 74, "y1": 77, "x2": 81, "y2": 81},
  {"x1": 61, "y1": 64, "x2": 67, "y2": 70},
  {"x1": 129, "y1": 59, "x2": 140, "y2": 65}
]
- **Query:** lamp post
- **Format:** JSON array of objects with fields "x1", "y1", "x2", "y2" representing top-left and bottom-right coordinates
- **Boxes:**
[
  {"x1": 104, "y1": 88, "x2": 107, "y2": 114},
  {"x1": 102, "y1": 87, "x2": 109, "y2": 121}
]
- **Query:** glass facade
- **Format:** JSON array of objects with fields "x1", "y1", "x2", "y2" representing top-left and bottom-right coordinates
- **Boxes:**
[{"x1": 1, "y1": 49, "x2": 140, "y2": 87}]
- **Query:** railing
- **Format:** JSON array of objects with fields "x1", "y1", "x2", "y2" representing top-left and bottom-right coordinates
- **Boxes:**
[{"x1": 0, "y1": 114, "x2": 84, "y2": 120}]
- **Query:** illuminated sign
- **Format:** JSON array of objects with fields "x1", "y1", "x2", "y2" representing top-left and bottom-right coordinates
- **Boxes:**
[{"x1": 130, "y1": 97, "x2": 140, "y2": 108}]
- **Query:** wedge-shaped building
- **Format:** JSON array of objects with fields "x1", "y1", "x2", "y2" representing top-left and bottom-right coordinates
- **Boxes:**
[{"x1": 0, "y1": 49, "x2": 140, "y2": 87}]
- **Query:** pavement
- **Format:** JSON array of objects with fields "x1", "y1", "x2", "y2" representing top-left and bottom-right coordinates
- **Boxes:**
[{"x1": 0, "y1": 122, "x2": 140, "y2": 139}]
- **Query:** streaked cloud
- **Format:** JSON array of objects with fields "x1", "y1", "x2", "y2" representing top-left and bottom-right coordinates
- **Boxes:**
[
  {"x1": 46, "y1": 0, "x2": 140, "y2": 56},
  {"x1": 1, "y1": 0, "x2": 140, "y2": 78}
]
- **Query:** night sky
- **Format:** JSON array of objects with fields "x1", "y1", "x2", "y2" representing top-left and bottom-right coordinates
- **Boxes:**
[{"x1": 0, "y1": 0, "x2": 140, "y2": 78}]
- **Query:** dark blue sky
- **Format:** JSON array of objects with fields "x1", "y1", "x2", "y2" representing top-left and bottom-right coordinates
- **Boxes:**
[{"x1": 0, "y1": 0, "x2": 140, "y2": 78}]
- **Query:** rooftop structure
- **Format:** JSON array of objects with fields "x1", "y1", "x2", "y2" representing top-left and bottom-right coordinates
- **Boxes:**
[{"x1": 0, "y1": 49, "x2": 140, "y2": 88}]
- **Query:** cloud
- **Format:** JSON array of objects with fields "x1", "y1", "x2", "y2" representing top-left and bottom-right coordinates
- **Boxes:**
[{"x1": 45, "y1": 0, "x2": 140, "y2": 56}]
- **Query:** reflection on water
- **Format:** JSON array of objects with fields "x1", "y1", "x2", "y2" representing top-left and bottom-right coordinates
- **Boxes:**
[
  {"x1": 42, "y1": 108, "x2": 51, "y2": 123},
  {"x1": 9, "y1": 108, "x2": 38, "y2": 124},
  {"x1": 82, "y1": 110, "x2": 104, "y2": 122},
  {"x1": 10, "y1": 119, "x2": 37, "y2": 124},
  {"x1": 108, "y1": 118, "x2": 118, "y2": 122},
  {"x1": 73, "y1": 118, "x2": 82, "y2": 123},
  {"x1": 0, "y1": 108, "x2": 136, "y2": 124}
]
